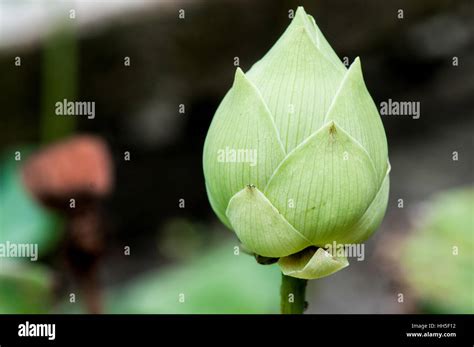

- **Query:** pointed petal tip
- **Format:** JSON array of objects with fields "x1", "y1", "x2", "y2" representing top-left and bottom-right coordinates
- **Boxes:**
[
  {"x1": 346, "y1": 57, "x2": 369, "y2": 84},
  {"x1": 348, "y1": 56, "x2": 362, "y2": 74},
  {"x1": 291, "y1": 8, "x2": 317, "y2": 42},
  {"x1": 295, "y1": 6, "x2": 307, "y2": 16},
  {"x1": 245, "y1": 184, "x2": 257, "y2": 192},
  {"x1": 325, "y1": 120, "x2": 344, "y2": 137},
  {"x1": 232, "y1": 67, "x2": 256, "y2": 92},
  {"x1": 328, "y1": 121, "x2": 337, "y2": 134},
  {"x1": 294, "y1": 6, "x2": 314, "y2": 25},
  {"x1": 233, "y1": 67, "x2": 246, "y2": 83}
]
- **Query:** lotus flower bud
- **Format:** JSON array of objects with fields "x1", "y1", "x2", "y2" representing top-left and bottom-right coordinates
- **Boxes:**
[{"x1": 203, "y1": 7, "x2": 390, "y2": 279}]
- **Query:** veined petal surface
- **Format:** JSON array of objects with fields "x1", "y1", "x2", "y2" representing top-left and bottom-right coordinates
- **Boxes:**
[
  {"x1": 338, "y1": 163, "x2": 391, "y2": 244},
  {"x1": 325, "y1": 58, "x2": 388, "y2": 183},
  {"x1": 226, "y1": 185, "x2": 310, "y2": 257},
  {"x1": 264, "y1": 122, "x2": 378, "y2": 246},
  {"x1": 246, "y1": 8, "x2": 345, "y2": 153},
  {"x1": 203, "y1": 68, "x2": 285, "y2": 227}
]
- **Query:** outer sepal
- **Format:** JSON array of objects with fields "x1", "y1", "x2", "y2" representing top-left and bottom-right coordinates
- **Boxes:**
[
  {"x1": 279, "y1": 247, "x2": 349, "y2": 280},
  {"x1": 226, "y1": 185, "x2": 310, "y2": 257}
]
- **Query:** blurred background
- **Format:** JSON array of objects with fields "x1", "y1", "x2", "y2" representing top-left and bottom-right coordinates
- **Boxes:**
[{"x1": 0, "y1": 0, "x2": 473, "y2": 314}]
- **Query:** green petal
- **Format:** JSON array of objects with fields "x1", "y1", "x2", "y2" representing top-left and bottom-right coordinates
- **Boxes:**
[
  {"x1": 302, "y1": 10, "x2": 346, "y2": 73},
  {"x1": 278, "y1": 247, "x2": 349, "y2": 280},
  {"x1": 203, "y1": 68, "x2": 285, "y2": 227},
  {"x1": 325, "y1": 58, "x2": 388, "y2": 183},
  {"x1": 226, "y1": 185, "x2": 310, "y2": 257},
  {"x1": 205, "y1": 181, "x2": 231, "y2": 229},
  {"x1": 264, "y1": 121, "x2": 378, "y2": 245},
  {"x1": 339, "y1": 163, "x2": 391, "y2": 244},
  {"x1": 246, "y1": 10, "x2": 345, "y2": 153}
]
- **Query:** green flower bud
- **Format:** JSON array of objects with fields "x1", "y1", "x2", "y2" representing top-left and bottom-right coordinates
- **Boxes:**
[{"x1": 203, "y1": 7, "x2": 390, "y2": 279}]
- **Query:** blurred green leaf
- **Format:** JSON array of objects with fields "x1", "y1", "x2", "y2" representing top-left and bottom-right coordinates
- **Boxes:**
[
  {"x1": 107, "y1": 241, "x2": 280, "y2": 313},
  {"x1": 0, "y1": 148, "x2": 64, "y2": 257},
  {"x1": 0, "y1": 261, "x2": 54, "y2": 313},
  {"x1": 399, "y1": 187, "x2": 474, "y2": 313}
]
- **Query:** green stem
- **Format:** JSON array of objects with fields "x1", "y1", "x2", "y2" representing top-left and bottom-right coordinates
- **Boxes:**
[
  {"x1": 280, "y1": 273, "x2": 308, "y2": 314},
  {"x1": 40, "y1": 23, "x2": 78, "y2": 144}
]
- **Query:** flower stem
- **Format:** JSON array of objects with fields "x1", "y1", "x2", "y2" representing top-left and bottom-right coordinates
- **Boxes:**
[{"x1": 280, "y1": 273, "x2": 308, "y2": 314}]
